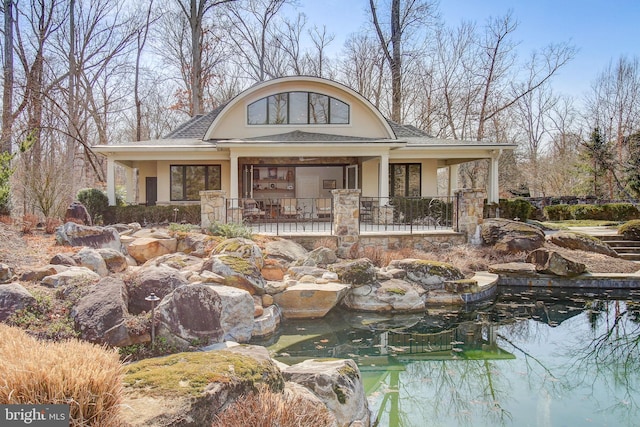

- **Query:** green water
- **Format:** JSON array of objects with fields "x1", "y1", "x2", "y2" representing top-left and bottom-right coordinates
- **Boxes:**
[{"x1": 252, "y1": 287, "x2": 640, "y2": 427}]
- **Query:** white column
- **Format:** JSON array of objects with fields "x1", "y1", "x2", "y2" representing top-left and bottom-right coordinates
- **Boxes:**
[
  {"x1": 488, "y1": 150, "x2": 502, "y2": 204},
  {"x1": 229, "y1": 153, "x2": 239, "y2": 203},
  {"x1": 379, "y1": 152, "x2": 389, "y2": 205},
  {"x1": 448, "y1": 164, "x2": 459, "y2": 197},
  {"x1": 106, "y1": 157, "x2": 116, "y2": 206},
  {"x1": 125, "y1": 166, "x2": 136, "y2": 204}
]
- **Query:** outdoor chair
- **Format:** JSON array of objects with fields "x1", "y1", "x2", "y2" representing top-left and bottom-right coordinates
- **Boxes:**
[
  {"x1": 360, "y1": 199, "x2": 374, "y2": 223},
  {"x1": 315, "y1": 198, "x2": 332, "y2": 218},
  {"x1": 242, "y1": 198, "x2": 266, "y2": 220},
  {"x1": 280, "y1": 198, "x2": 299, "y2": 219}
]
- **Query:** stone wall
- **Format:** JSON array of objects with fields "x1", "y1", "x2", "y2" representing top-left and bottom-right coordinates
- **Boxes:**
[
  {"x1": 453, "y1": 189, "x2": 485, "y2": 243},
  {"x1": 200, "y1": 191, "x2": 226, "y2": 229}
]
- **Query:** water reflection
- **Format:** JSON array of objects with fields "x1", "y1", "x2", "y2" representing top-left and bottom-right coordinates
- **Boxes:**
[{"x1": 252, "y1": 288, "x2": 640, "y2": 426}]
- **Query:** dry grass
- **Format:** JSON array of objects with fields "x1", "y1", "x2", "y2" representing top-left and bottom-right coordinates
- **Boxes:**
[
  {"x1": 0, "y1": 324, "x2": 125, "y2": 426},
  {"x1": 211, "y1": 385, "x2": 334, "y2": 427}
]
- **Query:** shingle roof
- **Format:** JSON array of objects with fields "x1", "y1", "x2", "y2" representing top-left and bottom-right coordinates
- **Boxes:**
[{"x1": 163, "y1": 103, "x2": 228, "y2": 139}]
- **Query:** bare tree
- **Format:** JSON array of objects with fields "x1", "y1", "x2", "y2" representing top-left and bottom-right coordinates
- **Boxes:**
[
  {"x1": 1, "y1": 0, "x2": 15, "y2": 154},
  {"x1": 340, "y1": 32, "x2": 387, "y2": 109},
  {"x1": 368, "y1": 0, "x2": 438, "y2": 123}
]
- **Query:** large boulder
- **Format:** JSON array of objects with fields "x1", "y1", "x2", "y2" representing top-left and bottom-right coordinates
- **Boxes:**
[
  {"x1": 201, "y1": 255, "x2": 266, "y2": 295},
  {"x1": 547, "y1": 231, "x2": 619, "y2": 257},
  {"x1": 71, "y1": 277, "x2": 148, "y2": 347},
  {"x1": 207, "y1": 285, "x2": 255, "y2": 343},
  {"x1": 19, "y1": 265, "x2": 60, "y2": 282},
  {"x1": 121, "y1": 345, "x2": 284, "y2": 427},
  {"x1": 126, "y1": 265, "x2": 189, "y2": 315},
  {"x1": 41, "y1": 267, "x2": 101, "y2": 288},
  {"x1": 388, "y1": 259, "x2": 464, "y2": 290},
  {"x1": 64, "y1": 201, "x2": 92, "y2": 225},
  {"x1": 49, "y1": 253, "x2": 77, "y2": 266},
  {"x1": 176, "y1": 233, "x2": 219, "y2": 257},
  {"x1": 283, "y1": 359, "x2": 370, "y2": 427},
  {"x1": 329, "y1": 259, "x2": 377, "y2": 287},
  {"x1": 264, "y1": 239, "x2": 308, "y2": 263},
  {"x1": 273, "y1": 282, "x2": 350, "y2": 319},
  {"x1": 56, "y1": 222, "x2": 122, "y2": 251},
  {"x1": 142, "y1": 252, "x2": 203, "y2": 271},
  {"x1": 488, "y1": 262, "x2": 538, "y2": 276},
  {"x1": 73, "y1": 247, "x2": 109, "y2": 277},
  {"x1": 480, "y1": 218, "x2": 545, "y2": 253},
  {"x1": 211, "y1": 238, "x2": 265, "y2": 270},
  {"x1": 127, "y1": 237, "x2": 178, "y2": 264},
  {"x1": 294, "y1": 247, "x2": 338, "y2": 267},
  {"x1": 97, "y1": 248, "x2": 129, "y2": 273},
  {"x1": 526, "y1": 248, "x2": 586, "y2": 277},
  {"x1": 342, "y1": 279, "x2": 426, "y2": 313},
  {"x1": 156, "y1": 284, "x2": 225, "y2": 348},
  {"x1": 0, "y1": 283, "x2": 35, "y2": 321}
]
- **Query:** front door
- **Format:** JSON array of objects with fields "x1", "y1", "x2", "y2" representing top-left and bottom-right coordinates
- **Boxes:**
[{"x1": 145, "y1": 177, "x2": 157, "y2": 206}]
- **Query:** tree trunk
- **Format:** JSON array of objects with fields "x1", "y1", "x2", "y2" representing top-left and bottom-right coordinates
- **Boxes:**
[{"x1": 1, "y1": 0, "x2": 14, "y2": 154}]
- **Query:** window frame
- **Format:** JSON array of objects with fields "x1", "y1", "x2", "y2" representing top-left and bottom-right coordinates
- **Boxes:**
[
  {"x1": 389, "y1": 163, "x2": 422, "y2": 197},
  {"x1": 247, "y1": 91, "x2": 350, "y2": 125},
  {"x1": 170, "y1": 164, "x2": 222, "y2": 201}
]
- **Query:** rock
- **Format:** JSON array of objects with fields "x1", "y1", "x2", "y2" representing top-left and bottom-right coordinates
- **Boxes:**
[
  {"x1": 73, "y1": 247, "x2": 109, "y2": 277},
  {"x1": 261, "y1": 258, "x2": 287, "y2": 281},
  {"x1": 142, "y1": 252, "x2": 203, "y2": 270},
  {"x1": 488, "y1": 262, "x2": 538, "y2": 276},
  {"x1": 41, "y1": 267, "x2": 101, "y2": 288},
  {"x1": 19, "y1": 265, "x2": 60, "y2": 282},
  {"x1": 342, "y1": 279, "x2": 426, "y2": 313},
  {"x1": 526, "y1": 249, "x2": 586, "y2": 277},
  {"x1": 388, "y1": 259, "x2": 464, "y2": 290},
  {"x1": 201, "y1": 255, "x2": 266, "y2": 295},
  {"x1": 0, "y1": 283, "x2": 35, "y2": 321},
  {"x1": 273, "y1": 282, "x2": 350, "y2": 319},
  {"x1": 176, "y1": 232, "x2": 218, "y2": 257},
  {"x1": 547, "y1": 231, "x2": 619, "y2": 257},
  {"x1": 157, "y1": 284, "x2": 225, "y2": 348},
  {"x1": 127, "y1": 237, "x2": 178, "y2": 264},
  {"x1": 288, "y1": 265, "x2": 332, "y2": 280},
  {"x1": 329, "y1": 259, "x2": 377, "y2": 286},
  {"x1": 0, "y1": 263, "x2": 14, "y2": 283},
  {"x1": 207, "y1": 285, "x2": 255, "y2": 343},
  {"x1": 284, "y1": 382, "x2": 338, "y2": 426},
  {"x1": 265, "y1": 280, "x2": 289, "y2": 295},
  {"x1": 71, "y1": 277, "x2": 148, "y2": 347},
  {"x1": 55, "y1": 222, "x2": 122, "y2": 250},
  {"x1": 49, "y1": 253, "x2": 77, "y2": 266},
  {"x1": 121, "y1": 346, "x2": 284, "y2": 427},
  {"x1": 252, "y1": 305, "x2": 282, "y2": 338},
  {"x1": 97, "y1": 248, "x2": 129, "y2": 273},
  {"x1": 64, "y1": 201, "x2": 92, "y2": 225},
  {"x1": 283, "y1": 359, "x2": 370, "y2": 427},
  {"x1": 480, "y1": 218, "x2": 545, "y2": 253},
  {"x1": 264, "y1": 239, "x2": 308, "y2": 263},
  {"x1": 377, "y1": 267, "x2": 406, "y2": 281},
  {"x1": 262, "y1": 294, "x2": 274, "y2": 306},
  {"x1": 211, "y1": 238, "x2": 265, "y2": 270},
  {"x1": 126, "y1": 265, "x2": 189, "y2": 315},
  {"x1": 295, "y1": 247, "x2": 337, "y2": 266}
]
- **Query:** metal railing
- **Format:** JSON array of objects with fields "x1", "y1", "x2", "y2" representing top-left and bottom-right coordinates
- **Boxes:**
[
  {"x1": 359, "y1": 195, "x2": 456, "y2": 233},
  {"x1": 226, "y1": 197, "x2": 333, "y2": 234}
]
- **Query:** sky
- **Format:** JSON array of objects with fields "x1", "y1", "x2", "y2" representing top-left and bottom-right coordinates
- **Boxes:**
[{"x1": 290, "y1": 0, "x2": 640, "y2": 100}]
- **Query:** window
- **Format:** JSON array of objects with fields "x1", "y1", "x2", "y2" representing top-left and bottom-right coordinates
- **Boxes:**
[
  {"x1": 390, "y1": 164, "x2": 421, "y2": 197},
  {"x1": 247, "y1": 92, "x2": 350, "y2": 125},
  {"x1": 170, "y1": 165, "x2": 221, "y2": 201}
]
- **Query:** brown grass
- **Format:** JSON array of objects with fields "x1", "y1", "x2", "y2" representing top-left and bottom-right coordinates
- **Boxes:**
[
  {"x1": 211, "y1": 385, "x2": 334, "y2": 427},
  {"x1": 21, "y1": 214, "x2": 38, "y2": 234},
  {"x1": 0, "y1": 324, "x2": 125, "y2": 426}
]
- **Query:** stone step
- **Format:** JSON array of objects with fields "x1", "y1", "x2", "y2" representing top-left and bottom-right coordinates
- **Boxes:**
[
  {"x1": 603, "y1": 240, "x2": 640, "y2": 248},
  {"x1": 619, "y1": 253, "x2": 640, "y2": 261},
  {"x1": 595, "y1": 235, "x2": 640, "y2": 260}
]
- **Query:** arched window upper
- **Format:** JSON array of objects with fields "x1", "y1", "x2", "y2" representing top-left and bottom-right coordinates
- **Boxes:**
[{"x1": 247, "y1": 92, "x2": 350, "y2": 125}]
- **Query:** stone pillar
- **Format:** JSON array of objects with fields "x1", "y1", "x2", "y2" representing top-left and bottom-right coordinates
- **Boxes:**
[
  {"x1": 200, "y1": 190, "x2": 226, "y2": 229},
  {"x1": 453, "y1": 189, "x2": 486, "y2": 243},
  {"x1": 106, "y1": 157, "x2": 116, "y2": 206},
  {"x1": 332, "y1": 189, "x2": 360, "y2": 258}
]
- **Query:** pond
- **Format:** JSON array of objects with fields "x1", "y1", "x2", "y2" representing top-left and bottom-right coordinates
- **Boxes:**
[{"x1": 251, "y1": 287, "x2": 640, "y2": 427}]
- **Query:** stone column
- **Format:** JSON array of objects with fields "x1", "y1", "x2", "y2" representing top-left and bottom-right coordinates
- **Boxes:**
[
  {"x1": 453, "y1": 189, "x2": 486, "y2": 244},
  {"x1": 332, "y1": 189, "x2": 360, "y2": 258},
  {"x1": 200, "y1": 190, "x2": 226, "y2": 229},
  {"x1": 106, "y1": 157, "x2": 116, "y2": 206}
]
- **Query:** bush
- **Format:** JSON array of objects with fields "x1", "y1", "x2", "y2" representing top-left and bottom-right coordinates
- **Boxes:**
[
  {"x1": 619, "y1": 219, "x2": 640, "y2": 240},
  {"x1": 569, "y1": 204, "x2": 603, "y2": 220},
  {"x1": 104, "y1": 204, "x2": 201, "y2": 225},
  {"x1": 77, "y1": 188, "x2": 109, "y2": 225},
  {"x1": 208, "y1": 221, "x2": 253, "y2": 239},
  {"x1": 211, "y1": 385, "x2": 334, "y2": 427},
  {"x1": 0, "y1": 324, "x2": 124, "y2": 426},
  {"x1": 391, "y1": 197, "x2": 452, "y2": 225},
  {"x1": 544, "y1": 204, "x2": 573, "y2": 221},
  {"x1": 498, "y1": 199, "x2": 534, "y2": 221}
]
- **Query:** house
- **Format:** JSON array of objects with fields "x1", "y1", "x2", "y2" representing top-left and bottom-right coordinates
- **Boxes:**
[{"x1": 93, "y1": 76, "x2": 515, "y2": 213}]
